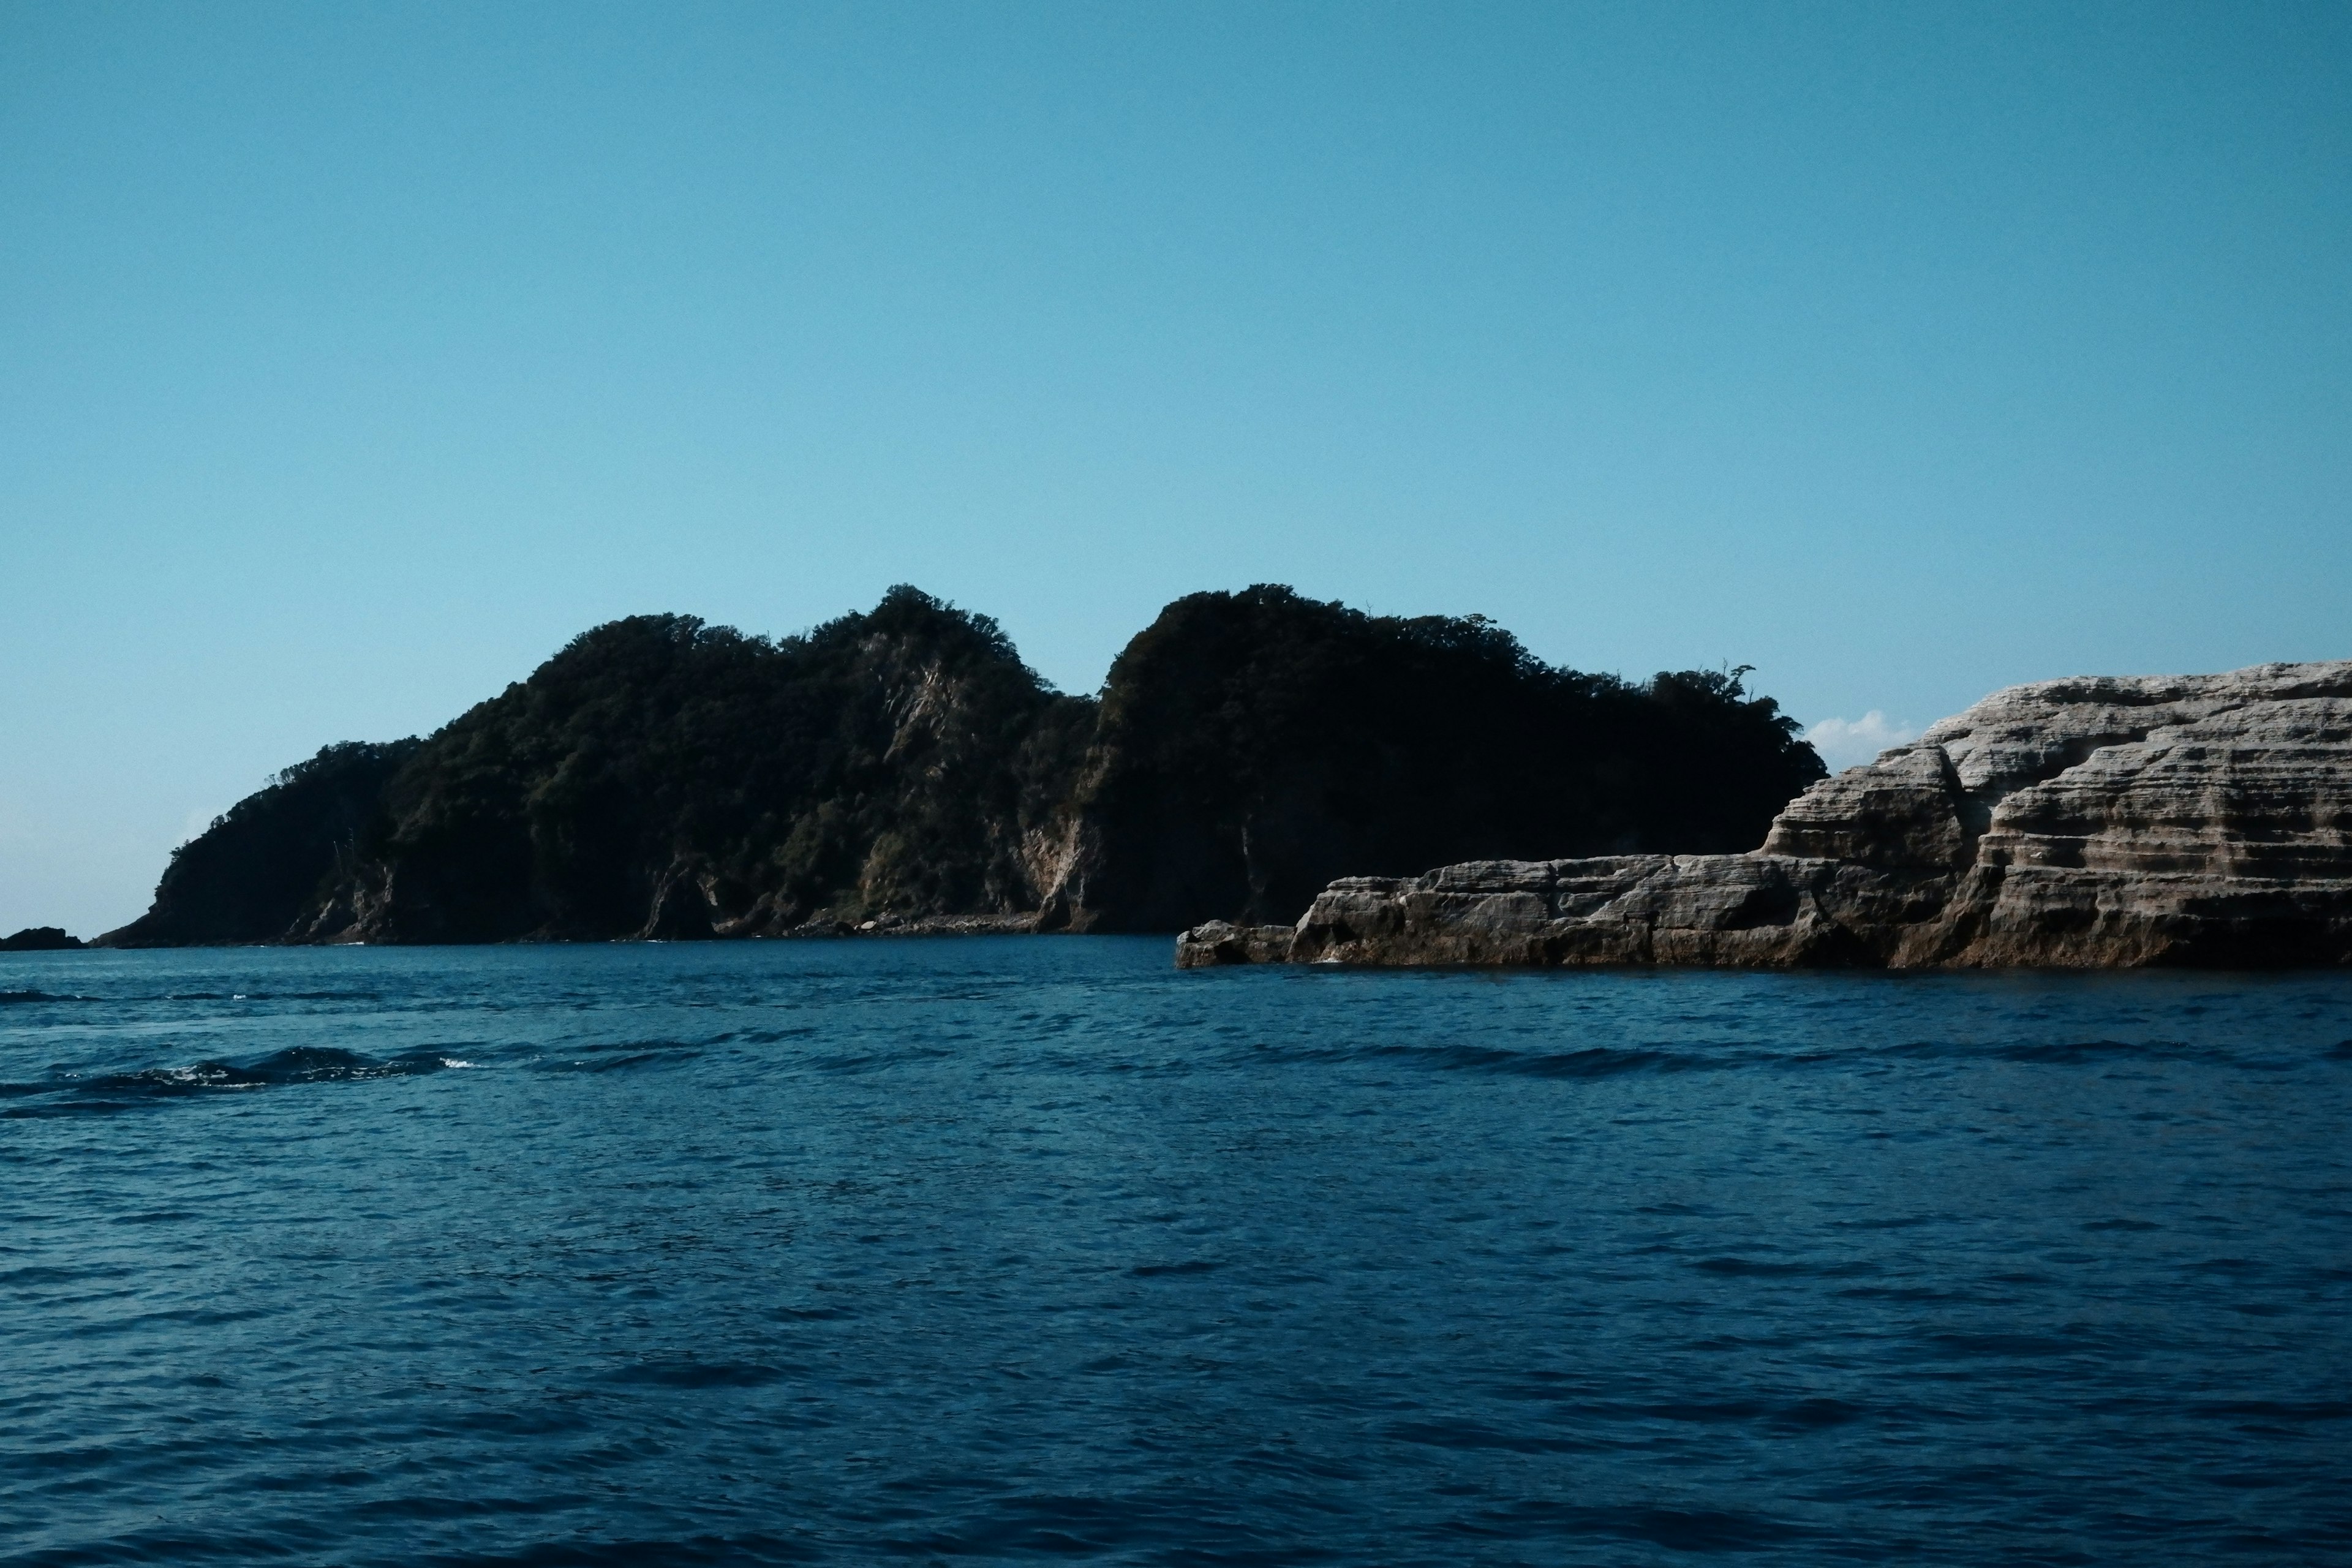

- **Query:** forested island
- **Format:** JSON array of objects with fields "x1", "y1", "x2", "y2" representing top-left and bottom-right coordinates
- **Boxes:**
[{"x1": 95, "y1": 586, "x2": 1823, "y2": 946}]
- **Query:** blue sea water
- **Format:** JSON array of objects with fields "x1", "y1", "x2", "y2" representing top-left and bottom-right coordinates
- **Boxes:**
[{"x1": 1, "y1": 939, "x2": 2347, "y2": 1566}]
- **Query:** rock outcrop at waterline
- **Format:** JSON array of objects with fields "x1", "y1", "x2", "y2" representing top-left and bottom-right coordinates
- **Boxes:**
[
  {"x1": 1178, "y1": 662, "x2": 2352, "y2": 970},
  {"x1": 0, "y1": 927, "x2": 84, "y2": 952}
]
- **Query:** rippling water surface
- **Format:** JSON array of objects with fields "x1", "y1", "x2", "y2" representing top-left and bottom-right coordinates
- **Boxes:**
[{"x1": 3, "y1": 940, "x2": 2348, "y2": 1564}]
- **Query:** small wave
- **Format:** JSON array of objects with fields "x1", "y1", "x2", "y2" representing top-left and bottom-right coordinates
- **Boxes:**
[
  {"x1": 1632, "y1": 1396, "x2": 1868, "y2": 1430},
  {"x1": 801, "y1": 1046, "x2": 955, "y2": 1075},
  {"x1": 533, "y1": 1042, "x2": 706, "y2": 1074},
  {"x1": 1384, "y1": 1416, "x2": 1595, "y2": 1455},
  {"x1": 1996, "y1": 1038, "x2": 2215, "y2": 1064},
  {"x1": 1693, "y1": 1256, "x2": 1880, "y2": 1279},
  {"x1": 1923, "y1": 1330, "x2": 2082, "y2": 1359},
  {"x1": 735, "y1": 1025, "x2": 820, "y2": 1045},
  {"x1": 1421, "y1": 1497, "x2": 1815, "y2": 1549},
  {"x1": 402, "y1": 1539, "x2": 818, "y2": 1567},
  {"x1": 579, "y1": 1050, "x2": 693, "y2": 1073},
  {"x1": 0, "y1": 1046, "x2": 460, "y2": 1118},
  {"x1": 1239, "y1": 1032, "x2": 2331, "y2": 1082},
  {"x1": 1771, "y1": 1397, "x2": 1869, "y2": 1430},
  {"x1": 0, "y1": 987, "x2": 396, "y2": 1006},
  {"x1": 2193, "y1": 1398, "x2": 2352, "y2": 1423},
  {"x1": 605, "y1": 1359, "x2": 788, "y2": 1389},
  {"x1": 242, "y1": 989, "x2": 388, "y2": 1003},
  {"x1": 195, "y1": 1045, "x2": 454, "y2": 1085},
  {"x1": 1252, "y1": 1040, "x2": 1689, "y2": 1079},
  {"x1": 1885, "y1": 1036, "x2": 2247, "y2": 1067},
  {"x1": 0, "y1": 1262, "x2": 136, "y2": 1287}
]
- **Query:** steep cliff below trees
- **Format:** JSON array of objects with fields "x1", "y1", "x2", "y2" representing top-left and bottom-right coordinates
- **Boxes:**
[
  {"x1": 1181, "y1": 661, "x2": 2352, "y2": 970},
  {"x1": 99, "y1": 586, "x2": 1825, "y2": 946}
]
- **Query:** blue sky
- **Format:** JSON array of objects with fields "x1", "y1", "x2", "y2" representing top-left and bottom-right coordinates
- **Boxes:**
[{"x1": 4, "y1": 1, "x2": 2347, "y2": 936}]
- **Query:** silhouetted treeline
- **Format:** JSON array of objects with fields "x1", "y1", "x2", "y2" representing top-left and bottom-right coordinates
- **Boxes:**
[{"x1": 100, "y1": 586, "x2": 1823, "y2": 945}]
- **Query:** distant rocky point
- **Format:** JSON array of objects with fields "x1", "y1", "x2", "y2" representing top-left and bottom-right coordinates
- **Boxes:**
[
  {"x1": 1, "y1": 927, "x2": 84, "y2": 951},
  {"x1": 1180, "y1": 661, "x2": 2352, "y2": 970}
]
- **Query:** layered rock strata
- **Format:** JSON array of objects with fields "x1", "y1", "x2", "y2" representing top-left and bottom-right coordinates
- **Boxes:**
[{"x1": 1177, "y1": 662, "x2": 2352, "y2": 970}]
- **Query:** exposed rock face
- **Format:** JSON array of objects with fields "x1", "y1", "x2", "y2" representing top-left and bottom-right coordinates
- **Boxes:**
[{"x1": 1181, "y1": 662, "x2": 2352, "y2": 970}]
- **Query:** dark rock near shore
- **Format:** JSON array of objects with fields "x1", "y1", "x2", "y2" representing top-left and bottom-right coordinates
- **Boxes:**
[
  {"x1": 1182, "y1": 661, "x2": 2352, "y2": 970},
  {"x1": 0, "y1": 927, "x2": 84, "y2": 951},
  {"x1": 1171, "y1": 921, "x2": 1300, "y2": 967}
]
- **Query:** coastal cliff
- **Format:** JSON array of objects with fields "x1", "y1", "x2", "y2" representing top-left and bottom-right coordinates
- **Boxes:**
[
  {"x1": 1179, "y1": 661, "x2": 2352, "y2": 970},
  {"x1": 97, "y1": 587, "x2": 1821, "y2": 946}
]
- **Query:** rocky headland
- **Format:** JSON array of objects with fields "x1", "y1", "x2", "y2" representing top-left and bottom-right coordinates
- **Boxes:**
[
  {"x1": 97, "y1": 586, "x2": 1822, "y2": 946},
  {"x1": 1179, "y1": 661, "x2": 2352, "y2": 970}
]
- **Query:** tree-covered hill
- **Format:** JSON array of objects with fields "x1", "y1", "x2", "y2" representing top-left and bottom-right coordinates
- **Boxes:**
[
  {"x1": 1047, "y1": 586, "x2": 1825, "y2": 929},
  {"x1": 100, "y1": 586, "x2": 1823, "y2": 944}
]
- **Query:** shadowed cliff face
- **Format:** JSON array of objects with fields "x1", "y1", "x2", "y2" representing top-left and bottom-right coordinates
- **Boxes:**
[{"x1": 99, "y1": 586, "x2": 1826, "y2": 945}]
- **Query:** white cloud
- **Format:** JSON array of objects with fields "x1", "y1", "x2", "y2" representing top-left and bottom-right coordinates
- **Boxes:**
[{"x1": 1805, "y1": 710, "x2": 1918, "y2": 771}]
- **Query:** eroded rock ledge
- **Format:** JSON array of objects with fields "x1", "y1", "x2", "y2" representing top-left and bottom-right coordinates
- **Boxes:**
[{"x1": 1177, "y1": 661, "x2": 2352, "y2": 970}]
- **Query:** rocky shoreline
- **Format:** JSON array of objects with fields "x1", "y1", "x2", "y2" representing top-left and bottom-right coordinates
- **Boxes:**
[{"x1": 1178, "y1": 661, "x2": 2352, "y2": 970}]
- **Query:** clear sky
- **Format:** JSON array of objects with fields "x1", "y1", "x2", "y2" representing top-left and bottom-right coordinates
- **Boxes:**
[{"x1": 4, "y1": 1, "x2": 2348, "y2": 937}]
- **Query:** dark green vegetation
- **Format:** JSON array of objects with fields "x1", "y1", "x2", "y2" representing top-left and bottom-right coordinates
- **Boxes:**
[
  {"x1": 1066, "y1": 587, "x2": 1824, "y2": 928},
  {"x1": 1, "y1": 927, "x2": 84, "y2": 951},
  {"x1": 100, "y1": 586, "x2": 1823, "y2": 944},
  {"x1": 104, "y1": 742, "x2": 418, "y2": 947}
]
